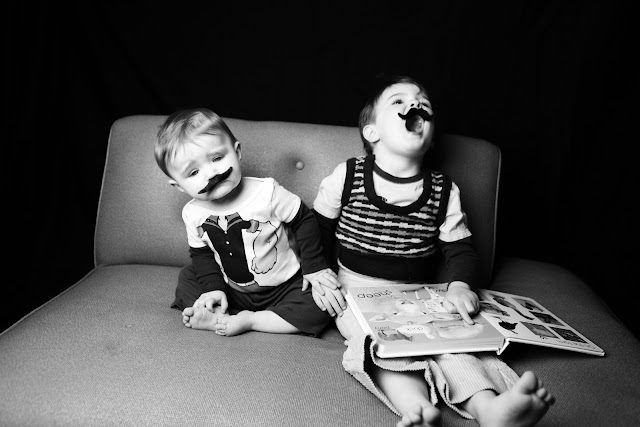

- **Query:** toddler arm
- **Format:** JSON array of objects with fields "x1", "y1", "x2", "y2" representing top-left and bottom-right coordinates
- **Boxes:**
[
  {"x1": 286, "y1": 202, "x2": 331, "y2": 274},
  {"x1": 189, "y1": 246, "x2": 228, "y2": 291},
  {"x1": 438, "y1": 237, "x2": 479, "y2": 286},
  {"x1": 312, "y1": 210, "x2": 340, "y2": 273}
]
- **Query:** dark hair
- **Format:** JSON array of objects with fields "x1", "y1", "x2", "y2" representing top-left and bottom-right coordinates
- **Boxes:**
[{"x1": 358, "y1": 74, "x2": 430, "y2": 154}]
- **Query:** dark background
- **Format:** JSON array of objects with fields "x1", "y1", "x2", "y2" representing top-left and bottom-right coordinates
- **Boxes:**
[{"x1": 4, "y1": 2, "x2": 638, "y2": 338}]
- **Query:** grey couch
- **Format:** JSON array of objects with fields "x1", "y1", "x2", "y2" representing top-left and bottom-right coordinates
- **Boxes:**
[{"x1": 1, "y1": 116, "x2": 639, "y2": 426}]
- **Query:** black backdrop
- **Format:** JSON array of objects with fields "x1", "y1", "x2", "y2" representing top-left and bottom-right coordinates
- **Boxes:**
[{"x1": 4, "y1": 2, "x2": 638, "y2": 338}]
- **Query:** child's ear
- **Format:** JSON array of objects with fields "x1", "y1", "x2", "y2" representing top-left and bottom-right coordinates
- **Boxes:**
[
  {"x1": 234, "y1": 141, "x2": 242, "y2": 160},
  {"x1": 168, "y1": 179, "x2": 185, "y2": 193},
  {"x1": 362, "y1": 124, "x2": 379, "y2": 143}
]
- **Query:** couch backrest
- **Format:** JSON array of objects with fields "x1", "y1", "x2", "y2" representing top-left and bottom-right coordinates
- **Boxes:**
[{"x1": 96, "y1": 115, "x2": 500, "y2": 286}]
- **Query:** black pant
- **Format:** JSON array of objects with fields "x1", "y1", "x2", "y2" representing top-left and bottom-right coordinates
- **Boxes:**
[{"x1": 173, "y1": 264, "x2": 333, "y2": 337}]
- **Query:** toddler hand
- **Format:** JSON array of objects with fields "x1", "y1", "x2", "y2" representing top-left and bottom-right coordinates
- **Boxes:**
[
  {"x1": 303, "y1": 268, "x2": 346, "y2": 317},
  {"x1": 443, "y1": 281, "x2": 479, "y2": 324},
  {"x1": 193, "y1": 290, "x2": 228, "y2": 314},
  {"x1": 313, "y1": 286, "x2": 347, "y2": 317}
]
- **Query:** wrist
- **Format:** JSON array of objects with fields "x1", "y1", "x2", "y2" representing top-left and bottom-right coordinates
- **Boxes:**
[{"x1": 447, "y1": 281, "x2": 470, "y2": 291}]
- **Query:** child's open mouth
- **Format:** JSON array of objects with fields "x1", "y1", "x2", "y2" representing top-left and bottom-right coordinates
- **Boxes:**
[
  {"x1": 398, "y1": 108, "x2": 433, "y2": 133},
  {"x1": 198, "y1": 167, "x2": 233, "y2": 194}
]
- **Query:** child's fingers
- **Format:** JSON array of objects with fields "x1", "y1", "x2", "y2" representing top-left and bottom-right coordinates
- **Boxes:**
[
  {"x1": 331, "y1": 288, "x2": 347, "y2": 311},
  {"x1": 311, "y1": 292, "x2": 325, "y2": 311},
  {"x1": 310, "y1": 281, "x2": 326, "y2": 296},
  {"x1": 444, "y1": 298, "x2": 475, "y2": 324},
  {"x1": 465, "y1": 299, "x2": 479, "y2": 315},
  {"x1": 219, "y1": 297, "x2": 228, "y2": 314},
  {"x1": 325, "y1": 269, "x2": 340, "y2": 283},
  {"x1": 315, "y1": 293, "x2": 335, "y2": 316},
  {"x1": 443, "y1": 299, "x2": 455, "y2": 313},
  {"x1": 319, "y1": 273, "x2": 340, "y2": 289},
  {"x1": 456, "y1": 302, "x2": 475, "y2": 324},
  {"x1": 324, "y1": 290, "x2": 346, "y2": 316},
  {"x1": 329, "y1": 275, "x2": 341, "y2": 288}
]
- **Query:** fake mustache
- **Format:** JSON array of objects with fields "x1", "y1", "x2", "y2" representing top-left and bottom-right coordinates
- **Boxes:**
[
  {"x1": 398, "y1": 108, "x2": 433, "y2": 132},
  {"x1": 198, "y1": 167, "x2": 233, "y2": 194}
]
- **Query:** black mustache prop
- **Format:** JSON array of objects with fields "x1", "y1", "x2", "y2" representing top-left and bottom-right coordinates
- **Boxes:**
[
  {"x1": 398, "y1": 108, "x2": 433, "y2": 132},
  {"x1": 198, "y1": 167, "x2": 233, "y2": 194}
]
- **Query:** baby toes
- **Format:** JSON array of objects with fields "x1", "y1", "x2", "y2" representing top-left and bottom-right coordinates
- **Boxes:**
[{"x1": 215, "y1": 320, "x2": 228, "y2": 336}]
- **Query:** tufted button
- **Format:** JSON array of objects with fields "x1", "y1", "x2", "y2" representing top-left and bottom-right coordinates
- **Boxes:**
[{"x1": 295, "y1": 161, "x2": 305, "y2": 170}]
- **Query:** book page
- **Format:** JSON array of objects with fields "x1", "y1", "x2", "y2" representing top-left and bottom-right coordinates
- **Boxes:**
[
  {"x1": 347, "y1": 284, "x2": 505, "y2": 358},
  {"x1": 478, "y1": 290, "x2": 604, "y2": 356}
]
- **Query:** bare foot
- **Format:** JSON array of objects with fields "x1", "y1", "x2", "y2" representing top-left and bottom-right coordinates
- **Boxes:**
[
  {"x1": 182, "y1": 306, "x2": 227, "y2": 331},
  {"x1": 397, "y1": 404, "x2": 442, "y2": 427},
  {"x1": 372, "y1": 368, "x2": 441, "y2": 427},
  {"x1": 215, "y1": 311, "x2": 255, "y2": 336},
  {"x1": 473, "y1": 371, "x2": 555, "y2": 427}
]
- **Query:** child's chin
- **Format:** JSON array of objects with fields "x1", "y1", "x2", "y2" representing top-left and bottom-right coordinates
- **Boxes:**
[{"x1": 208, "y1": 182, "x2": 236, "y2": 200}]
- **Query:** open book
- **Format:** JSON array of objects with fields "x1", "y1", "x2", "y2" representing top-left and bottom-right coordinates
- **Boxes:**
[{"x1": 345, "y1": 284, "x2": 604, "y2": 358}]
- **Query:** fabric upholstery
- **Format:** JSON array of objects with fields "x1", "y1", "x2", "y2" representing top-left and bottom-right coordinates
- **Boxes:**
[{"x1": 1, "y1": 116, "x2": 639, "y2": 426}]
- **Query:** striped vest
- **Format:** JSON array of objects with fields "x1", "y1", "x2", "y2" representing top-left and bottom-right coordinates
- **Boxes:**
[{"x1": 336, "y1": 155, "x2": 451, "y2": 281}]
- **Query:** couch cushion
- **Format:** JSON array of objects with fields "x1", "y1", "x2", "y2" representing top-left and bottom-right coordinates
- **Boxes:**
[
  {"x1": 3, "y1": 260, "x2": 639, "y2": 426},
  {"x1": 0, "y1": 265, "x2": 403, "y2": 426}
]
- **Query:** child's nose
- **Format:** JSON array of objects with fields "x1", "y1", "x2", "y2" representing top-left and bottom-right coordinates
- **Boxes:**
[{"x1": 202, "y1": 162, "x2": 219, "y2": 178}]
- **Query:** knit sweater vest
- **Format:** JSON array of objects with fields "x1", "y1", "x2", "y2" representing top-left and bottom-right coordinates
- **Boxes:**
[{"x1": 336, "y1": 155, "x2": 451, "y2": 281}]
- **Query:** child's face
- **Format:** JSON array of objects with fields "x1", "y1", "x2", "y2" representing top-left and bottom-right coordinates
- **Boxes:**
[
  {"x1": 366, "y1": 83, "x2": 434, "y2": 160},
  {"x1": 167, "y1": 132, "x2": 243, "y2": 202}
]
